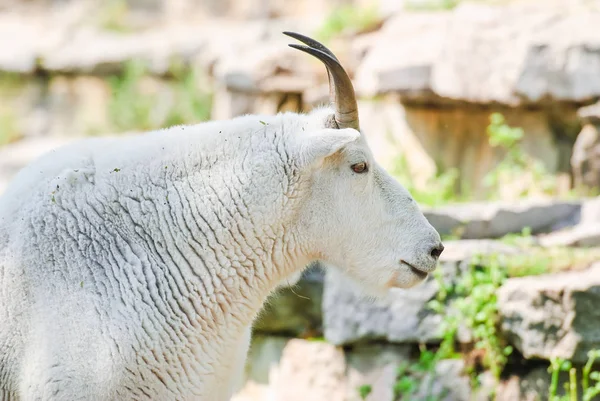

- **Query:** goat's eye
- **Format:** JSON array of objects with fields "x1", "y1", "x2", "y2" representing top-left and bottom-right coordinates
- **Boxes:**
[{"x1": 351, "y1": 162, "x2": 368, "y2": 174}]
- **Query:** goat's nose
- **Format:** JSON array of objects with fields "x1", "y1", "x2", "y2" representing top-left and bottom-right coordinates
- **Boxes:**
[{"x1": 430, "y1": 243, "x2": 444, "y2": 260}]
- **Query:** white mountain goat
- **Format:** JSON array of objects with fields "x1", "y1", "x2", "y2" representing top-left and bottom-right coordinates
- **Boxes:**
[{"x1": 0, "y1": 32, "x2": 444, "y2": 401}]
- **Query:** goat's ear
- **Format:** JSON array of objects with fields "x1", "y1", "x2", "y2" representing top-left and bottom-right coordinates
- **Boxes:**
[{"x1": 296, "y1": 128, "x2": 360, "y2": 168}]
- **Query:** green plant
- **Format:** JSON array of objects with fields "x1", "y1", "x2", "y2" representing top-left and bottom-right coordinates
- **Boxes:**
[
  {"x1": 582, "y1": 350, "x2": 600, "y2": 400},
  {"x1": 365, "y1": 245, "x2": 600, "y2": 399},
  {"x1": 391, "y1": 154, "x2": 465, "y2": 207},
  {"x1": 316, "y1": 3, "x2": 381, "y2": 42},
  {"x1": 429, "y1": 252, "x2": 512, "y2": 382},
  {"x1": 162, "y1": 64, "x2": 212, "y2": 127},
  {"x1": 404, "y1": 0, "x2": 461, "y2": 10},
  {"x1": 98, "y1": 0, "x2": 131, "y2": 32},
  {"x1": 107, "y1": 59, "x2": 155, "y2": 132},
  {"x1": 499, "y1": 226, "x2": 533, "y2": 246},
  {"x1": 548, "y1": 351, "x2": 600, "y2": 401},
  {"x1": 357, "y1": 384, "x2": 372, "y2": 400},
  {"x1": 0, "y1": 73, "x2": 24, "y2": 148},
  {"x1": 389, "y1": 111, "x2": 570, "y2": 206},
  {"x1": 504, "y1": 246, "x2": 600, "y2": 278},
  {"x1": 0, "y1": 109, "x2": 20, "y2": 147},
  {"x1": 404, "y1": 0, "x2": 512, "y2": 11},
  {"x1": 105, "y1": 59, "x2": 212, "y2": 134},
  {"x1": 483, "y1": 112, "x2": 558, "y2": 200},
  {"x1": 392, "y1": 347, "x2": 441, "y2": 400},
  {"x1": 496, "y1": 228, "x2": 600, "y2": 278}
]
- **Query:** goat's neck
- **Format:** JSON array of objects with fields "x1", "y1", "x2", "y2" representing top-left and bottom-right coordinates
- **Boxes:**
[{"x1": 168, "y1": 171, "x2": 311, "y2": 333}]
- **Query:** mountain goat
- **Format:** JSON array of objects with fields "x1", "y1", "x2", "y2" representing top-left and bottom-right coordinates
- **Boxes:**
[{"x1": 0, "y1": 32, "x2": 443, "y2": 401}]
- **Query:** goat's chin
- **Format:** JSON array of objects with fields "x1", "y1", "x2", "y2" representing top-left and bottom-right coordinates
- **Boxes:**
[
  {"x1": 325, "y1": 263, "x2": 430, "y2": 302},
  {"x1": 387, "y1": 270, "x2": 429, "y2": 290},
  {"x1": 323, "y1": 264, "x2": 394, "y2": 301}
]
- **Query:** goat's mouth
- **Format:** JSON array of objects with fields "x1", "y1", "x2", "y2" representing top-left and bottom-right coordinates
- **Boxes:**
[{"x1": 401, "y1": 260, "x2": 429, "y2": 280}]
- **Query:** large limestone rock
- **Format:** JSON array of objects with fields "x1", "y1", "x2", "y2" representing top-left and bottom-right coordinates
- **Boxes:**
[
  {"x1": 537, "y1": 196, "x2": 600, "y2": 247},
  {"x1": 0, "y1": 0, "x2": 368, "y2": 26},
  {"x1": 354, "y1": 1, "x2": 600, "y2": 105},
  {"x1": 580, "y1": 196, "x2": 600, "y2": 224},
  {"x1": 498, "y1": 263, "x2": 600, "y2": 363},
  {"x1": 235, "y1": 335, "x2": 585, "y2": 401},
  {"x1": 344, "y1": 344, "x2": 412, "y2": 401},
  {"x1": 268, "y1": 339, "x2": 348, "y2": 401},
  {"x1": 234, "y1": 335, "x2": 470, "y2": 401},
  {"x1": 538, "y1": 224, "x2": 600, "y2": 248},
  {"x1": 0, "y1": 7, "x2": 323, "y2": 76},
  {"x1": 234, "y1": 336, "x2": 412, "y2": 401},
  {"x1": 209, "y1": 21, "x2": 323, "y2": 120},
  {"x1": 422, "y1": 199, "x2": 582, "y2": 239},
  {"x1": 322, "y1": 240, "x2": 519, "y2": 346}
]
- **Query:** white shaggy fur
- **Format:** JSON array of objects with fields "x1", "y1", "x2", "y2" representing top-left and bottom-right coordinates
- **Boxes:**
[{"x1": 0, "y1": 106, "x2": 442, "y2": 400}]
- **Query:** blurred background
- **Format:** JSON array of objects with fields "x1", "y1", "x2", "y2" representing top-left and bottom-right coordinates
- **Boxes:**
[{"x1": 1, "y1": 0, "x2": 600, "y2": 400}]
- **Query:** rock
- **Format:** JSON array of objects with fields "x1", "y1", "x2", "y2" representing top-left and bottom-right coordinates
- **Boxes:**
[
  {"x1": 0, "y1": 13, "x2": 65, "y2": 73},
  {"x1": 210, "y1": 86, "x2": 256, "y2": 120},
  {"x1": 514, "y1": 9, "x2": 600, "y2": 104},
  {"x1": 208, "y1": 19, "x2": 324, "y2": 119},
  {"x1": 215, "y1": 43, "x2": 317, "y2": 94},
  {"x1": 355, "y1": 1, "x2": 600, "y2": 105},
  {"x1": 345, "y1": 344, "x2": 412, "y2": 401},
  {"x1": 416, "y1": 359, "x2": 472, "y2": 401},
  {"x1": 253, "y1": 265, "x2": 324, "y2": 337},
  {"x1": 571, "y1": 116, "x2": 600, "y2": 192},
  {"x1": 581, "y1": 196, "x2": 600, "y2": 223},
  {"x1": 495, "y1": 373, "x2": 546, "y2": 401},
  {"x1": 538, "y1": 225, "x2": 600, "y2": 247},
  {"x1": 322, "y1": 240, "x2": 519, "y2": 346},
  {"x1": 270, "y1": 339, "x2": 347, "y2": 401},
  {"x1": 355, "y1": 355, "x2": 474, "y2": 401},
  {"x1": 423, "y1": 199, "x2": 582, "y2": 239},
  {"x1": 235, "y1": 336, "x2": 414, "y2": 401},
  {"x1": 0, "y1": 0, "x2": 342, "y2": 22},
  {"x1": 205, "y1": 18, "x2": 324, "y2": 93},
  {"x1": 41, "y1": 25, "x2": 211, "y2": 75},
  {"x1": 438, "y1": 239, "x2": 521, "y2": 262},
  {"x1": 235, "y1": 339, "x2": 346, "y2": 401},
  {"x1": 578, "y1": 101, "x2": 600, "y2": 125},
  {"x1": 353, "y1": 11, "x2": 450, "y2": 101},
  {"x1": 497, "y1": 263, "x2": 600, "y2": 363},
  {"x1": 495, "y1": 364, "x2": 586, "y2": 401},
  {"x1": 5, "y1": 13, "x2": 320, "y2": 77}
]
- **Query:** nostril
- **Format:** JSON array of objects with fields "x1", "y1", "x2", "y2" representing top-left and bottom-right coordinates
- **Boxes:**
[{"x1": 430, "y1": 244, "x2": 444, "y2": 259}]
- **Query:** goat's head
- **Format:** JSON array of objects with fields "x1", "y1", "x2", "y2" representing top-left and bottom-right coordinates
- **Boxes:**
[{"x1": 284, "y1": 32, "x2": 443, "y2": 295}]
